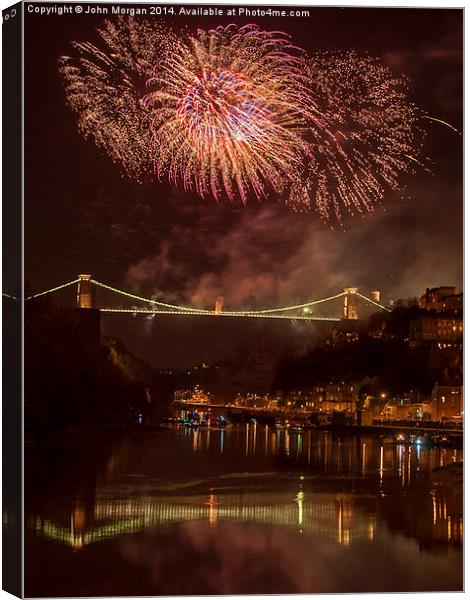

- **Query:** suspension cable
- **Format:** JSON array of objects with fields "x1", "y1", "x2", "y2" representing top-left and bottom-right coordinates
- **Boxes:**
[
  {"x1": 354, "y1": 291, "x2": 391, "y2": 312},
  {"x1": 91, "y1": 279, "x2": 347, "y2": 316},
  {"x1": 90, "y1": 279, "x2": 211, "y2": 313},
  {"x1": 231, "y1": 291, "x2": 347, "y2": 315},
  {"x1": 25, "y1": 279, "x2": 81, "y2": 301}
]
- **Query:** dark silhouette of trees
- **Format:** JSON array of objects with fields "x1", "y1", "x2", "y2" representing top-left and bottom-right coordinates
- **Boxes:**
[{"x1": 271, "y1": 306, "x2": 460, "y2": 398}]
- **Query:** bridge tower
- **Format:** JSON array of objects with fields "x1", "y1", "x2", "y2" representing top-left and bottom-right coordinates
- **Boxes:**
[
  {"x1": 214, "y1": 296, "x2": 224, "y2": 314},
  {"x1": 343, "y1": 288, "x2": 359, "y2": 320},
  {"x1": 77, "y1": 274, "x2": 94, "y2": 309}
]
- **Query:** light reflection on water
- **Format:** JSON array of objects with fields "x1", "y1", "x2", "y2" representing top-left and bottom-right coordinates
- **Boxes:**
[{"x1": 24, "y1": 427, "x2": 463, "y2": 596}]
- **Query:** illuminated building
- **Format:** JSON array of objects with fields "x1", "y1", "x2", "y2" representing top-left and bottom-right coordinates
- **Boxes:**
[
  {"x1": 174, "y1": 389, "x2": 192, "y2": 402},
  {"x1": 174, "y1": 386, "x2": 210, "y2": 404},
  {"x1": 305, "y1": 383, "x2": 359, "y2": 413},
  {"x1": 409, "y1": 316, "x2": 463, "y2": 347},
  {"x1": 190, "y1": 385, "x2": 210, "y2": 404},
  {"x1": 381, "y1": 399, "x2": 431, "y2": 421},
  {"x1": 430, "y1": 385, "x2": 463, "y2": 421},
  {"x1": 419, "y1": 286, "x2": 462, "y2": 314}
]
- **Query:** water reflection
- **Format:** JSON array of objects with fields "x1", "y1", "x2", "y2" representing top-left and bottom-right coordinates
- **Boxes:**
[
  {"x1": 25, "y1": 427, "x2": 462, "y2": 596},
  {"x1": 30, "y1": 488, "x2": 378, "y2": 550}
]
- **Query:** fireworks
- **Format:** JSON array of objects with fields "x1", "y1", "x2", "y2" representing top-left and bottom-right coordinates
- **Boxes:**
[
  {"x1": 142, "y1": 24, "x2": 316, "y2": 203},
  {"x1": 60, "y1": 19, "x2": 424, "y2": 220},
  {"x1": 59, "y1": 18, "x2": 168, "y2": 181},
  {"x1": 288, "y1": 52, "x2": 424, "y2": 221}
]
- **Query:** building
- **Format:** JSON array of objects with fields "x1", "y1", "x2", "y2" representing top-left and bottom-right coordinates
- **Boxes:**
[
  {"x1": 174, "y1": 386, "x2": 210, "y2": 404},
  {"x1": 174, "y1": 389, "x2": 191, "y2": 402},
  {"x1": 429, "y1": 385, "x2": 463, "y2": 421},
  {"x1": 305, "y1": 383, "x2": 359, "y2": 413},
  {"x1": 381, "y1": 399, "x2": 431, "y2": 421},
  {"x1": 419, "y1": 286, "x2": 462, "y2": 314},
  {"x1": 409, "y1": 315, "x2": 463, "y2": 348}
]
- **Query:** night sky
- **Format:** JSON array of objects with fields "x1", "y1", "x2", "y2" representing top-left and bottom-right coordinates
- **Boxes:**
[{"x1": 24, "y1": 4, "x2": 463, "y2": 366}]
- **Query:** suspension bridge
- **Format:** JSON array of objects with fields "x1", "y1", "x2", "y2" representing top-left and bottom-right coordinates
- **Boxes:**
[{"x1": 5, "y1": 274, "x2": 391, "y2": 321}]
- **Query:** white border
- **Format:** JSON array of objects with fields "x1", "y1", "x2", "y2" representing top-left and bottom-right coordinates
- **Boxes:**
[{"x1": 0, "y1": 2, "x2": 465, "y2": 600}]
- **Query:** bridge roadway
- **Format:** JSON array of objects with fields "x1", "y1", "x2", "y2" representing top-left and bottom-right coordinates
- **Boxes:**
[{"x1": 99, "y1": 307, "x2": 341, "y2": 321}]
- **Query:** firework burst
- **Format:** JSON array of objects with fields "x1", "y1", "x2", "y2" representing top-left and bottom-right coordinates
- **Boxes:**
[
  {"x1": 288, "y1": 52, "x2": 424, "y2": 221},
  {"x1": 59, "y1": 18, "x2": 168, "y2": 180},
  {"x1": 60, "y1": 19, "x2": 425, "y2": 220},
  {"x1": 142, "y1": 24, "x2": 317, "y2": 203}
]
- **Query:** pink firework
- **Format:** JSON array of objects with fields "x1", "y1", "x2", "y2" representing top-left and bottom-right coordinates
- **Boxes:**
[{"x1": 142, "y1": 24, "x2": 317, "y2": 204}]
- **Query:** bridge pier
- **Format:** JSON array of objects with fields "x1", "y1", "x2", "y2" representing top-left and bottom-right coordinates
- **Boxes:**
[
  {"x1": 214, "y1": 296, "x2": 224, "y2": 314},
  {"x1": 77, "y1": 274, "x2": 94, "y2": 309},
  {"x1": 75, "y1": 274, "x2": 101, "y2": 344}
]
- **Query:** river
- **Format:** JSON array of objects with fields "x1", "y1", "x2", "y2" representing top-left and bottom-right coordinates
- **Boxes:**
[{"x1": 24, "y1": 425, "x2": 463, "y2": 596}]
